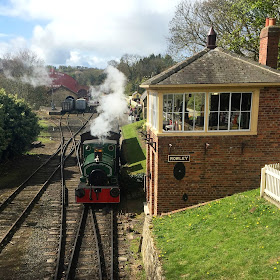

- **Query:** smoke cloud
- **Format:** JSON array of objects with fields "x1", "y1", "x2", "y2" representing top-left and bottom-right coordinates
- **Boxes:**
[
  {"x1": 0, "y1": 49, "x2": 52, "y2": 87},
  {"x1": 90, "y1": 66, "x2": 127, "y2": 139}
]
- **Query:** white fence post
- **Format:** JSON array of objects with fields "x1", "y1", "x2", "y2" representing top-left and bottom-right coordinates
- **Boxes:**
[
  {"x1": 260, "y1": 163, "x2": 280, "y2": 206},
  {"x1": 260, "y1": 166, "x2": 266, "y2": 197}
]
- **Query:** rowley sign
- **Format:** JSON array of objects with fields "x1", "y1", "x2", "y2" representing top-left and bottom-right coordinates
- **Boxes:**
[{"x1": 168, "y1": 155, "x2": 190, "y2": 162}]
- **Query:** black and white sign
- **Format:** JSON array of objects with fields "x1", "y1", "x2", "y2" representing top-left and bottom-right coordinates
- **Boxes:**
[{"x1": 168, "y1": 155, "x2": 190, "y2": 162}]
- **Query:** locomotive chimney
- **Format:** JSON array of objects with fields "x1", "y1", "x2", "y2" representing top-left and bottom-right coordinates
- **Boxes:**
[
  {"x1": 259, "y1": 18, "x2": 280, "y2": 69},
  {"x1": 207, "y1": 26, "x2": 217, "y2": 49}
]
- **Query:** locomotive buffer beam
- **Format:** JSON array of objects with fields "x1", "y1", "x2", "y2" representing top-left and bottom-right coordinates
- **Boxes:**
[{"x1": 89, "y1": 187, "x2": 101, "y2": 200}]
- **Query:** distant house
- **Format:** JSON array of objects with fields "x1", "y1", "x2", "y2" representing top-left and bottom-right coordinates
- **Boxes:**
[
  {"x1": 140, "y1": 18, "x2": 280, "y2": 215},
  {"x1": 48, "y1": 85, "x2": 78, "y2": 106},
  {"x1": 48, "y1": 68, "x2": 89, "y2": 104},
  {"x1": 132, "y1": 91, "x2": 141, "y2": 102}
]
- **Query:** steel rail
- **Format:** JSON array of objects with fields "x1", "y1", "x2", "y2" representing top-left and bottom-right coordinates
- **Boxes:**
[
  {"x1": 91, "y1": 207, "x2": 103, "y2": 280},
  {"x1": 66, "y1": 117, "x2": 82, "y2": 175},
  {"x1": 53, "y1": 132, "x2": 70, "y2": 280},
  {"x1": 0, "y1": 114, "x2": 93, "y2": 267},
  {"x1": 0, "y1": 163, "x2": 61, "y2": 253},
  {"x1": 0, "y1": 141, "x2": 78, "y2": 253},
  {"x1": 54, "y1": 113, "x2": 93, "y2": 280},
  {"x1": 0, "y1": 115, "x2": 66, "y2": 214},
  {"x1": 65, "y1": 205, "x2": 88, "y2": 280},
  {"x1": 0, "y1": 143, "x2": 62, "y2": 213},
  {"x1": 110, "y1": 208, "x2": 114, "y2": 280}
]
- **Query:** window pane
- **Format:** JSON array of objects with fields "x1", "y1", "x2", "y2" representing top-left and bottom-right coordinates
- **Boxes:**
[
  {"x1": 241, "y1": 93, "x2": 252, "y2": 111},
  {"x1": 164, "y1": 120, "x2": 173, "y2": 131},
  {"x1": 174, "y1": 94, "x2": 183, "y2": 112},
  {"x1": 209, "y1": 112, "x2": 218, "y2": 130},
  {"x1": 220, "y1": 93, "x2": 230, "y2": 111},
  {"x1": 194, "y1": 113, "x2": 204, "y2": 130},
  {"x1": 231, "y1": 93, "x2": 241, "y2": 111},
  {"x1": 163, "y1": 95, "x2": 167, "y2": 111},
  {"x1": 209, "y1": 93, "x2": 219, "y2": 111},
  {"x1": 152, "y1": 94, "x2": 158, "y2": 130},
  {"x1": 230, "y1": 112, "x2": 240, "y2": 130},
  {"x1": 163, "y1": 95, "x2": 173, "y2": 130},
  {"x1": 164, "y1": 95, "x2": 173, "y2": 112},
  {"x1": 185, "y1": 94, "x2": 193, "y2": 110},
  {"x1": 240, "y1": 112, "x2": 250, "y2": 129},
  {"x1": 195, "y1": 93, "x2": 205, "y2": 110},
  {"x1": 219, "y1": 112, "x2": 229, "y2": 130},
  {"x1": 173, "y1": 113, "x2": 183, "y2": 131},
  {"x1": 193, "y1": 93, "x2": 205, "y2": 131}
]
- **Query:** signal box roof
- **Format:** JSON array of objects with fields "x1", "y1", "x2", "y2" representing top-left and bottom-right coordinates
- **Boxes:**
[{"x1": 141, "y1": 47, "x2": 280, "y2": 87}]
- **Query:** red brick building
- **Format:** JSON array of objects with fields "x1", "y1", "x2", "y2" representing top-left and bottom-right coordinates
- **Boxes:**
[
  {"x1": 141, "y1": 19, "x2": 280, "y2": 215},
  {"x1": 49, "y1": 68, "x2": 89, "y2": 99}
]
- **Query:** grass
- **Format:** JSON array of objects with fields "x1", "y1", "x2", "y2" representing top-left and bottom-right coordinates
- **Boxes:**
[
  {"x1": 121, "y1": 120, "x2": 146, "y2": 174},
  {"x1": 37, "y1": 119, "x2": 53, "y2": 144},
  {"x1": 153, "y1": 188, "x2": 280, "y2": 280}
]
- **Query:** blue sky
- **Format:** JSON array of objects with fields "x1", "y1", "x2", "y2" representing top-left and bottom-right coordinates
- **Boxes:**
[{"x1": 0, "y1": 0, "x2": 185, "y2": 68}]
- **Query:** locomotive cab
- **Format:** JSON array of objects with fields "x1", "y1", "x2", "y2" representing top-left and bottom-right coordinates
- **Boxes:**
[{"x1": 75, "y1": 129, "x2": 121, "y2": 203}]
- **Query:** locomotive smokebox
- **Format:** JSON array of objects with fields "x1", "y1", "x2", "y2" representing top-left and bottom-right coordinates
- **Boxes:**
[{"x1": 89, "y1": 169, "x2": 108, "y2": 186}]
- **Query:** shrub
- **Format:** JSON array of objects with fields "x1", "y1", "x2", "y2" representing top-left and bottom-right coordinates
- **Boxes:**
[{"x1": 0, "y1": 89, "x2": 40, "y2": 160}]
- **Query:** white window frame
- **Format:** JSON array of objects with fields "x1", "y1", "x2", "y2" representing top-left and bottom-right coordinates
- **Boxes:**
[
  {"x1": 208, "y1": 92, "x2": 252, "y2": 132},
  {"x1": 163, "y1": 93, "x2": 206, "y2": 132},
  {"x1": 149, "y1": 93, "x2": 158, "y2": 130}
]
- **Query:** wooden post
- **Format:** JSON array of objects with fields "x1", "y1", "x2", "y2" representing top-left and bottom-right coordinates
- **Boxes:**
[{"x1": 260, "y1": 166, "x2": 266, "y2": 197}]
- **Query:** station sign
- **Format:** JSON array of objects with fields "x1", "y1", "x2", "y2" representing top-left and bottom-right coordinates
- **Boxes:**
[{"x1": 168, "y1": 155, "x2": 190, "y2": 162}]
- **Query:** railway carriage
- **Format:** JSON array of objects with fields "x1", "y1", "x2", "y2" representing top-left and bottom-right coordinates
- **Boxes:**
[{"x1": 75, "y1": 126, "x2": 121, "y2": 203}]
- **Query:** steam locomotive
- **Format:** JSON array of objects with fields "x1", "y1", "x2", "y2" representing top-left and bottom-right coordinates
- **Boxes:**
[{"x1": 75, "y1": 125, "x2": 121, "y2": 203}]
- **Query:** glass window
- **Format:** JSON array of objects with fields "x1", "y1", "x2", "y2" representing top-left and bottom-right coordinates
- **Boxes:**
[
  {"x1": 208, "y1": 92, "x2": 252, "y2": 131},
  {"x1": 163, "y1": 93, "x2": 205, "y2": 132},
  {"x1": 149, "y1": 93, "x2": 158, "y2": 130}
]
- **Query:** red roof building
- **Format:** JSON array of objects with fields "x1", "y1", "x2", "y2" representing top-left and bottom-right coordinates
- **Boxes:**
[{"x1": 49, "y1": 68, "x2": 89, "y2": 99}]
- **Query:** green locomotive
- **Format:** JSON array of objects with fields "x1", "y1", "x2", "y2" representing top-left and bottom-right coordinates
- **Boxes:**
[{"x1": 75, "y1": 126, "x2": 121, "y2": 203}]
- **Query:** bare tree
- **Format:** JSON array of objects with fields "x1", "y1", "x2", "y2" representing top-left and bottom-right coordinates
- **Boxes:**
[
  {"x1": 0, "y1": 49, "x2": 51, "y2": 87},
  {"x1": 167, "y1": 0, "x2": 280, "y2": 61}
]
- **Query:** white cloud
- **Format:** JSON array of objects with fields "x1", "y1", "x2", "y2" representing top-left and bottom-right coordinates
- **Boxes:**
[
  {"x1": 0, "y1": 0, "x2": 184, "y2": 67},
  {"x1": 0, "y1": 36, "x2": 28, "y2": 57}
]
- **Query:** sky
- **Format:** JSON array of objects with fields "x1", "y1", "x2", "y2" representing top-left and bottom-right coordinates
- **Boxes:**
[{"x1": 0, "y1": 0, "x2": 185, "y2": 69}]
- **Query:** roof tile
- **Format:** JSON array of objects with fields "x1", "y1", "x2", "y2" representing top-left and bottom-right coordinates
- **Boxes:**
[{"x1": 141, "y1": 47, "x2": 280, "y2": 86}]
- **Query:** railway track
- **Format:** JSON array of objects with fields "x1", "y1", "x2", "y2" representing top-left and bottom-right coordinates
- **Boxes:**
[
  {"x1": 63, "y1": 205, "x2": 116, "y2": 280},
  {"x1": 53, "y1": 114, "x2": 118, "y2": 280},
  {"x1": 0, "y1": 113, "x2": 92, "y2": 279},
  {"x1": 0, "y1": 112, "x2": 132, "y2": 280}
]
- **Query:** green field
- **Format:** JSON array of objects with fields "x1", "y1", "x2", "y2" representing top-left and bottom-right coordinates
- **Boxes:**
[{"x1": 153, "y1": 189, "x2": 280, "y2": 280}]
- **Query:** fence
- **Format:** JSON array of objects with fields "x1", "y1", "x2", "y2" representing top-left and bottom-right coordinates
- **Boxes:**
[{"x1": 260, "y1": 163, "x2": 280, "y2": 206}]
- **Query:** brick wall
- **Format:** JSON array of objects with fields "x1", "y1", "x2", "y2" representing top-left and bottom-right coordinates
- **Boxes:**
[{"x1": 146, "y1": 87, "x2": 280, "y2": 215}]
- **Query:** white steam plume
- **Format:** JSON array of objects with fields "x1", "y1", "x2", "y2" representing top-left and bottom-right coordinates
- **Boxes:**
[
  {"x1": 0, "y1": 49, "x2": 52, "y2": 87},
  {"x1": 90, "y1": 66, "x2": 127, "y2": 139}
]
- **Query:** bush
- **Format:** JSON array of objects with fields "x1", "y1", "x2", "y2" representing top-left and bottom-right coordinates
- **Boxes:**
[{"x1": 0, "y1": 89, "x2": 40, "y2": 160}]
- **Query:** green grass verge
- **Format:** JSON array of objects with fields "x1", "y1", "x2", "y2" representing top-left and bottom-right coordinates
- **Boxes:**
[
  {"x1": 121, "y1": 120, "x2": 146, "y2": 174},
  {"x1": 153, "y1": 189, "x2": 280, "y2": 280},
  {"x1": 37, "y1": 119, "x2": 52, "y2": 144}
]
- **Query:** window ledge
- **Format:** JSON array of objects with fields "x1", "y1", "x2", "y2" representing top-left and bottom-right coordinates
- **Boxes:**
[{"x1": 156, "y1": 130, "x2": 257, "y2": 137}]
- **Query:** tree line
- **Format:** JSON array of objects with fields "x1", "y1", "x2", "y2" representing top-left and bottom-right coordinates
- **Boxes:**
[{"x1": 110, "y1": 53, "x2": 176, "y2": 95}]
